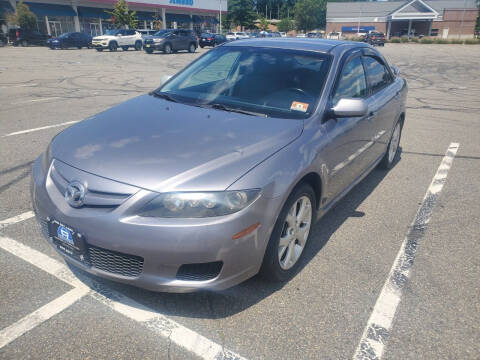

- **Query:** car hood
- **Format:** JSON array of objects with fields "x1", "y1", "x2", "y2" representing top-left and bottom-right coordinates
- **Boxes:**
[
  {"x1": 92, "y1": 35, "x2": 115, "y2": 40},
  {"x1": 51, "y1": 95, "x2": 303, "y2": 192}
]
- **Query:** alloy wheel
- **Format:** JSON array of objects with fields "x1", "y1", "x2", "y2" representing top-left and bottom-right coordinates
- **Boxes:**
[
  {"x1": 278, "y1": 196, "x2": 312, "y2": 270},
  {"x1": 388, "y1": 122, "x2": 401, "y2": 163}
]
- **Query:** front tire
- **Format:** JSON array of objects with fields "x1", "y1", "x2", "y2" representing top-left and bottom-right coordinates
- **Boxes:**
[
  {"x1": 96, "y1": 48, "x2": 103, "y2": 52},
  {"x1": 21, "y1": 40, "x2": 28, "y2": 47},
  {"x1": 379, "y1": 119, "x2": 403, "y2": 169},
  {"x1": 163, "y1": 43, "x2": 172, "y2": 54},
  {"x1": 145, "y1": 48, "x2": 153, "y2": 54},
  {"x1": 260, "y1": 183, "x2": 316, "y2": 281},
  {"x1": 134, "y1": 41, "x2": 142, "y2": 50},
  {"x1": 77, "y1": 46, "x2": 82, "y2": 49},
  {"x1": 122, "y1": 46, "x2": 129, "y2": 51},
  {"x1": 109, "y1": 41, "x2": 118, "y2": 51},
  {"x1": 188, "y1": 43, "x2": 196, "y2": 53}
]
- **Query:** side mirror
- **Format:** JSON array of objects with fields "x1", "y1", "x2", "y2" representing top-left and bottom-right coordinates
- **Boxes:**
[
  {"x1": 331, "y1": 98, "x2": 368, "y2": 118},
  {"x1": 391, "y1": 65, "x2": 400, "y2": 77},
  {"x1": 159, "y1": 74, "x2": 172, "y2": 86}
]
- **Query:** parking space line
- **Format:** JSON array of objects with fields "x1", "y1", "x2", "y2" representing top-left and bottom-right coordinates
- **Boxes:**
[
  {"x1": 0, "y1": 211, "x2": 35, "y2": 229},
  {"x1": 2, "y1": 121, "x2": 79, "y2": 137},
  {"x1": 0, "y1": 235, "x2": 247, "y2": 360},
  {"x1": 0, "y1": 287, "x2": 89, "y2": 349},
  {"x1": 353, "y1": 142, "x2": 460, "y2": 360}
]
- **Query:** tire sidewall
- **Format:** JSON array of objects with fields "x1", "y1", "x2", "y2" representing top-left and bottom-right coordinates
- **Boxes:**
[
  {"x1": 164, "y1": 43, "x2": 172, "y2": 54},
  {"x1": 260, "y1": 183, "x2": 317, "y2": 281},
  {"x1": 109, "y1": 41, "x2": 117, "y2": 51},
  {"x1": 381, "y1": 118, "x2": 403, "y2": 169},
  {"x1": 135, "y1": 41, "x2": 142, "y2": 50}
]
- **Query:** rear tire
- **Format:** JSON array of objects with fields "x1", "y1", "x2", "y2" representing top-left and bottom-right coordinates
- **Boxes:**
[
  {"x1": 96, "y1": 48, "x2": 103, "y2": 52},
  {"x1": 145, "y1": 48, "x2": 153, "y2": 54},
  {"x1": 134, "y1": 41, "x2": 142, "y2": 50},
  {"x1": 109, "y1": 41, "x2": 118, "y2": 51},
  {"x1": 21, "y1": 40, "x2": 27, "y2": 47},
  {"x1": 188, "y1": 43, "x2": 196, "y2": 53},
  {"x1": 122, "y1": 46, "x2": 129, "y2": 51},
  {"x1": 77, "y1": 46, "x2": 82, "y2": 49},
  {"x1": 260, "y1": 183, "x2": 316, "y2": 281},
  {"x1": 379, "y1": 118, "x2": 403, "y2": 169}
]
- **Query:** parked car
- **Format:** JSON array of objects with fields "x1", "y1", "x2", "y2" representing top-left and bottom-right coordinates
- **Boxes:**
[
  {"x1": 137, "y1": 29, "x2": 157, "y2": 38},
  {"x1": 92, "y1": 29, "x2": 143, "y2": 52},
  {"x1": 296, "y1": 33, "x2": 306, "y2": 38},
  {"x1": 270, "y1": 32, "x2": 281, "y2": 38},
  {"x1": 328, "y1": 32, "x2": 341, "y2": 40},
  {"x1": 143, "y1": 29, "x2": 197, "y2": 54},
  {"x1": 226, "y1": 32, "x2": 236, "y2": 41},
  {"x1": 307, "y1": 32, "x2": 323, "y2": 38},
  {"x1": 0, "y1": 32, "x2": 7, "y2": 46},
  {"x1": 199, "y1": 33, "x2": 226, "y2": 48},
  {"x1": 32, "y1": 39, "x2": 406, "y2": 292},
  {"x1": 279, "y1": 32, "x2": 287, "y2": 37},
  {"x1": 8, "y1": 28, "x2": 49, "y2": 46},
  {"x1": 363, "y1": 32, "x2": 385, "y2": 46},
  {"x1": 47, "y1": 32, "x2": 92, "y2": 49}
]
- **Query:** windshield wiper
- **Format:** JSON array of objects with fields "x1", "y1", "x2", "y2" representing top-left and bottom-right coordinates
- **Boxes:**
[
  {"x1": 151, "y1": 91, "x2": 178, "y2": 103},
  {"x1": 204, "y1": 103, "x2": 268, "y2": 117}
]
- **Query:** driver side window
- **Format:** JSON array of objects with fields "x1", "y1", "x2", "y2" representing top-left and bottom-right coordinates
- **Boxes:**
[{"x1": 332, "y1": 56, "x2": 367, "y2": 104}]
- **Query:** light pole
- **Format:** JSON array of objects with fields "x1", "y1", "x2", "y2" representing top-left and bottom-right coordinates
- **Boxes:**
[{"x1": 219, "y1": 0, "x2": 222, "y2": 33}]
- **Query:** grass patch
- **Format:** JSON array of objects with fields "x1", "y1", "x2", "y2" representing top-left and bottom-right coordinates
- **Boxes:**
[
  {"x1": 390, "y1": 37, "x2": 401, "y2": 43},
  {"x1": 420, "y1": 38, "x2": 433, "y2": 44},
  {"x1": 400, "y1": 37, "x2": 409, "y2": 43}
]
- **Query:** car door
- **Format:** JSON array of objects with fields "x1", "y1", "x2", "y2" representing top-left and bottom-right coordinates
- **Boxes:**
[
  {"x1": 362, "y1": 53, "x2": 397, "y2": 162},
  {"x1": 126, "y1": 29, "x2": 136, "y2": 45},
  {"x1": 323, "y1": 51, "x2": 372, "y2": 200},
  {"x1": 70, "y1": 33, "x2": 80, "y2": 47}
]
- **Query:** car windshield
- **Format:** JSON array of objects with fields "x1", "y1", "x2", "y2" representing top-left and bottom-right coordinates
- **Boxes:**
[
  {"x1": 227, "y1": 32, "x2": 234, "y2": 35},
  {"x1": 154, "y1": 30, "x2": 172, "y2": 37},
  {"x1": 105, "y1": 29, "x2": 121, "y2": 35},
  {"x1": 59, "y1": 33, "x2": 72, "y2": 38},
  {"x1": 157, "y1": 46, "x2": 331, "y2": 119},
  {"x1": 201, "y1": 33, "x2": 213, "y2": 38}
]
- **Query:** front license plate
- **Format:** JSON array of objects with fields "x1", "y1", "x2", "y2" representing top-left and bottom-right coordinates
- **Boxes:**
[
  {"x1": 49, "y1": 220, "x2": 87, "y2": 261},
  {"x1": 145, "y1": 44, "x2": 150, "y2": 47}
]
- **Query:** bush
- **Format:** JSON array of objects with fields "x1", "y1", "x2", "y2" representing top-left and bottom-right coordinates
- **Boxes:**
[
  {"x1": 400, "y1": 37, "x2": 409, "y2": 43},
  {"x1": 434, "y1": 38, "x2": 449, "y2": 44},
  {"x1": 349, "y1": 37, "x2": 364, "y2": 42},
  {"x1": 410, "y1": 37, "x2": 419, "y2": 43},
  {"x1": 449, "y1": 38, "x2": 463, "y2": 44},
  {"x1": 420, "y1": 38, "x2": 433, "y2": 44},
  {"x1": 390, "y1": 37, "x2": 401, "y2": 43},
  {"x1": 464, "y1": 38, "x2": 480, "y2": 44}
]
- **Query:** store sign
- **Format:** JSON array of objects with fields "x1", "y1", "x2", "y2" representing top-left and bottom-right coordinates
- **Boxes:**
[{"x1": 169, "y1": 0, "x2": 194, "y2": 6}]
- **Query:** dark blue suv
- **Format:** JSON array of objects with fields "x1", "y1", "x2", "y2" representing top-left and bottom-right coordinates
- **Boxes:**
[{"x1": 47, "y1": 32, "x2": 92, "y2": 49}]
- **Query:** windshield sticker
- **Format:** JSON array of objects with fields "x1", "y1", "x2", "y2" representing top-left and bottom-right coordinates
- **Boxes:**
[{"x1": 291, "y1": 101, "x2": 309, "y2": 112}]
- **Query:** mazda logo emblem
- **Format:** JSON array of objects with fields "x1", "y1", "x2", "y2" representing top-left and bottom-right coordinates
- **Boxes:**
[{"x1": 65, "y1": 181, "x2": 86, "y2": 208}]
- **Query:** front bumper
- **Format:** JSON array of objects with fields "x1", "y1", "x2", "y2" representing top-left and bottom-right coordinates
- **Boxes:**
[
  {"x1": 143, "y1": 42, "x2": 163, "y2": 51},
  {"x1": 92, "y1": 41, "x2": 108, "y2": 49},
  {"x1": 31, "y1": 157, "x2": 281, "y2": 292}
]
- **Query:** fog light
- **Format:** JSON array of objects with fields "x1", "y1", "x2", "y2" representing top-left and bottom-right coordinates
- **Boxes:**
[{"x1": 232, "y1": 222, "x2": 260, "y2": 240}]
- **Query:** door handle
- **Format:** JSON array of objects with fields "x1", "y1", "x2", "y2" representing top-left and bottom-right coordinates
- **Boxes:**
[{"x1": 367, "y1": 111, "x2": 376, "y2": 121}]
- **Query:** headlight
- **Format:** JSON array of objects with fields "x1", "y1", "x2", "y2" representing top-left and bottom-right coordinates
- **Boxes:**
[
  {"x1": 139, "y1": 190, "x2": 260, "y2": 218},
  {"x1": 153, "y1": 38, "x2": 163, "y2": 43},
  {"x1": 41, "y1": 143, "x2": 52, "y2": 173}
]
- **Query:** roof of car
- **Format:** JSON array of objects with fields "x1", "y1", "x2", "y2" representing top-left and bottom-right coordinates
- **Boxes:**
[{"x1": 223, "y1": 38, "x2": 368, "y2": 54}]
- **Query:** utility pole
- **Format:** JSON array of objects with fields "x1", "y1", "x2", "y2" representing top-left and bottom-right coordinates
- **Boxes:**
[
  {"x1": 219, "y1": 0, "x2": 222, "y2": 33},
  {"x1": 459, "y1": 0, "x2": 467, "y2": 38}
]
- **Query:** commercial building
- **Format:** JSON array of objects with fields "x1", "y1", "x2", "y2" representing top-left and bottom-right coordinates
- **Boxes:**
[
  {"x1": 1, "y1": 0, "x2": 225, "y2": 37},
  {"x1": 326, "y1": 0, "x2": 478, "y2": 38}
]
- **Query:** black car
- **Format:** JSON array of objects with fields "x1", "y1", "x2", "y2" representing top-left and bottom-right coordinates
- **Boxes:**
[
  {"x1": 143, "y1": 29, "x2": 198, "y2": 54},
  {"x1": 0, "y1": 32, "x2": 7, "y2": 47},
  {"x1": 47, "y1": 32, "x2": 92, "y2": 49},
  {"x1": 364, "y1": 32, "x2": 385, "y2": 46},
  {"x1": 8, "y1": 28, "x2": 49, "y2": 46},
  {"x1": 199, "y1": 33, "x2": 226, "y2": 48}
]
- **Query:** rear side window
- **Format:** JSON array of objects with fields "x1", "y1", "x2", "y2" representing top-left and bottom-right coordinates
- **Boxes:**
[
  {"x1": 363, "y1": 56, "x2": 392, "y2": 95},
  {"x1": 333, "y1": 56, "x2": 367, "y2": 104},
  {"x1": 126, "y1": 30, "x2": 136, "y2": 35}
]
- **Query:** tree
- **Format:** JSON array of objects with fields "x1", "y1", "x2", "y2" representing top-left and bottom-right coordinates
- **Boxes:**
[
  {"x1": 7, "y1": 2, "x2": 37, "y2": 30},
  {"x1": 228, "y1": 0, "x2": 257, "y2": 30},
  {"x1": 257, "y1": 15, "x2": 269, "y2": 30},
  {"x1": 106, "y1": 0, "x2": 138, "y2": 29},
  {"x1": 277, "y1": 17, "x2": 294, "y2": 32},
  {"x1": 294, "y1": 0, "x2": 325, "y2": 32}
]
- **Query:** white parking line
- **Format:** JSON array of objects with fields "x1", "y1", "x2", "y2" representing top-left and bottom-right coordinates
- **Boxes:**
[
  {"x1": 0, "y1": 211, "x2": 34, "y2": 229},
  {"x1": 353, "y1": 142, "x2": 460, "y2": 360},
  {"x1": 0, "y1": 235, "x2": 247, "y2": 360},
  {"x1": 2, "y1": 121, "x2": 79, "y2": 137},
  {"x1": 0, "y1": 287, "x2": 89, "y2": 349},
  {"x1": 12, "y1": 97, "x2": 60, "y2": 105}
]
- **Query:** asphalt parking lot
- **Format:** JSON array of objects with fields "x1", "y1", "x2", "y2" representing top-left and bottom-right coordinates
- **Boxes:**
[{"x1": 1, "y1": 43, "x2": 479, "y2": 360}]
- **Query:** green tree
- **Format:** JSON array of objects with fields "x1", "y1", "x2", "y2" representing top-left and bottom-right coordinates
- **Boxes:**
[
  {"x1": 106, "y1": 0, "x2": 138, "y2": 29},
  {"x1": 277, "y1": 17, "x2": 294, "y2": 32},
  {"x1": 257, "y1": 15, "x2": 269, "y2": 30},
  {"x1": 228, "y1": 0, "x2": 257, "y2": 30},
  {"x1": 294, "y1": 0, "x2": 325, "y2": 32},
  {"x1": 7, "y1": 1, "x2": 37, "y2": 30}
]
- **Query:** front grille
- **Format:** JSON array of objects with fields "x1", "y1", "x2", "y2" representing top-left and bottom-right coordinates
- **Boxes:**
[
  {"x1": 176, "y1": 261, "x2": 223, "y2": 281},
  {"x1": 86, "y1": 245, "x2": 143, "y2": 278}
]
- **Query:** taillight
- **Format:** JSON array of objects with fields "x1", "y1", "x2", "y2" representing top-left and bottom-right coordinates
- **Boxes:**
[
  {"x1": 16, "y1": 30, "x2": 20, "y2": 38},
  {"x1": 372, "y1": 36, "x2": 376, "y2": 39},
  {"x1": 208, "y1": 37, "x2": 213, "y2": 40}
]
